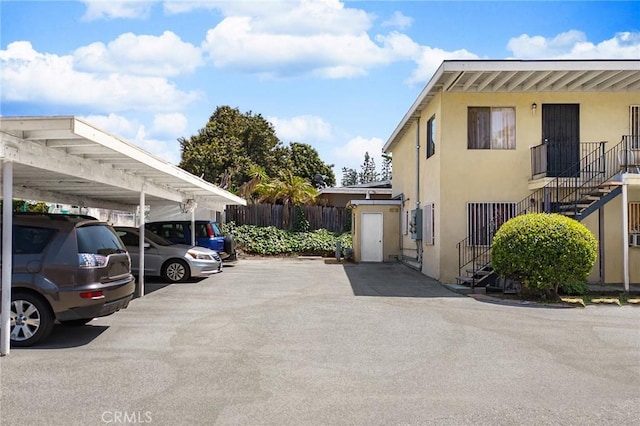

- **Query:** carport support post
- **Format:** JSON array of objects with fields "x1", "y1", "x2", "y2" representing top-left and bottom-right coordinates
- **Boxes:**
[
  {"x1": 138, "y1": 188, "x2": 145, "y2": 298},
  {"x1": 1, "y1": 161, "x2": 13, "y2": 356}
]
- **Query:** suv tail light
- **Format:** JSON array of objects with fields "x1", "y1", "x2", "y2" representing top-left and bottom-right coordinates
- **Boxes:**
[
  {"x1": 78, "y1": 253, "x2": 108, "y2": 268},
  {"x1": 80, "y1": 290, "x2": 104, "y2": 299}
]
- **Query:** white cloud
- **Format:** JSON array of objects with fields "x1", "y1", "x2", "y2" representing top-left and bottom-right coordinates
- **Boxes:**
[
  {"x1": 81, "y1": 0, "x2": 156, "y2": 21},
  {"x1": 150, "y1": 112, "x2": 188, "y2": 139},
  {"x1": 269, "y1": 115, "x2": 333, "y2": 143},
  {"x1": 382, "y1": 11, "x2": 413, "y2": 30},
  {"x1": 80, "y1": 113, "x2": 182, "y2": 164},
  {"x1": 74, "y1": 31, "x2": 203, "y2": 77},
  {"x1": 332, "y1": 136, "x2": 384, "y2": 171},
  {"x1": 507, "y1": 31, "x2": 640, "y2": 59},
  {"x1": 405, "y1": 46, "x2": 480, "y2": 85},
  {"x1": 0, "y1": 41, "x2": 201, "y2": 112},
  {"x1": 199, "y1": 1, "x2": 422, "y2": 79}
]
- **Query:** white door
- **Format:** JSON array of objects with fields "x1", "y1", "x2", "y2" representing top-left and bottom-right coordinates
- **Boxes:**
[{"x1": 361, "y1": 213, "x2": 383, "y2": 262}]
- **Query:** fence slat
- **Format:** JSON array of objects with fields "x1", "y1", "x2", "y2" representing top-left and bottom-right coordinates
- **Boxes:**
[{"x1": 226, "y1": 204, "x2": 348, "y2": 232}]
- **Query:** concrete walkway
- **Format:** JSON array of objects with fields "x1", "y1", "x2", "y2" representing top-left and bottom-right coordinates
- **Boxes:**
[{"x1": 1, "y1": 259, "x2": 638, "y2": 425}]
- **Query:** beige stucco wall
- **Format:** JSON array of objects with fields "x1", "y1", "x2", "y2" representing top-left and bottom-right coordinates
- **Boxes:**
[
  {"x1": 351, "y1": 204, "x2": 400, "y2": 263},
  {"x1": 389, "y1": 90, "x2": 640, "y2": 284}
]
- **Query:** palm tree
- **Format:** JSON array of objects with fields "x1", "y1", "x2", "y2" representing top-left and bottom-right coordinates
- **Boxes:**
[
  {"x1": 256, "y1": 171, "x2": 318, "y2": 228},
  {"x1": 238, "y1": 165, "x2": 269, "y2": 202}
]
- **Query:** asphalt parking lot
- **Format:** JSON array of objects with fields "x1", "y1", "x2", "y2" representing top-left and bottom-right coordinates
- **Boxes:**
[{"x1": 1, "y1": 258, "x2": 639, "y2": 426}]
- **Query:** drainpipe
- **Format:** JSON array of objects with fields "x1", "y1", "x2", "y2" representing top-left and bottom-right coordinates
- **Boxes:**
[{"x1": 415, "y1": 117, "x2": 422, "y2": 265}]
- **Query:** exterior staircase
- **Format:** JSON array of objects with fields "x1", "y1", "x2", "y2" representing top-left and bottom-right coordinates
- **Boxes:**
[{"x1": 456, "y1": 135, "x2": 638, "y2": 290}]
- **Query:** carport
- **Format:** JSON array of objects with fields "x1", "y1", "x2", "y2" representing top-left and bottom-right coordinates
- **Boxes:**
[{"x1": 0, "y1": 116, "x2": 246, "y2": 355}]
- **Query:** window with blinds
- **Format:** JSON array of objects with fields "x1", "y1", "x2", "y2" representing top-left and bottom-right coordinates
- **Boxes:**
[
  {"x1": 631, "y1": 105, "x2": 639, "y2": 148},
  {"x1": 629, "y1": 202, "x2": 640, "y2": 233}
]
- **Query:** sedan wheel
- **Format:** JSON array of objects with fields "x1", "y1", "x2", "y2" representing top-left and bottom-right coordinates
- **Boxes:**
[
  {"x1": 10, "y1": 292, "x2": 54, "y2": 347},
  {"x1": 162, "y1": 259, "x2": 189, "y2": 283}
]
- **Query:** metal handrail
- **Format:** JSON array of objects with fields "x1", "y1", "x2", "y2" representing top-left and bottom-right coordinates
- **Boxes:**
[{"x1": 457, "y1": 136, "x2": 637, "y2": 286}]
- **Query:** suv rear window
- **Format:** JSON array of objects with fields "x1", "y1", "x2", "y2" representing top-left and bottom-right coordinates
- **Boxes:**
[
  {"x1": 77, "y1": 224, "x2": 125, "y2": 255},
  {"x1": 14, "y1": 226, "x2": 56, "y2": 254}
]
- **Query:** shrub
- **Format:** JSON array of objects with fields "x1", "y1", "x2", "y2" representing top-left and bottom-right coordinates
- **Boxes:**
[
  {"x1": 491, "y1": 213, "x2": 597, "y2": 297},
  {"x1": 558, "y1": 280, "x2": 590, "y2": 296},
  {"x1": 221, "y1": 222, "x2": 352, "y2": 257}
]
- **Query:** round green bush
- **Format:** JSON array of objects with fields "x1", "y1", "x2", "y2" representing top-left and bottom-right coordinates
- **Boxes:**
[{"x1": 491, "y1": 213, "x2": 597, "y2": 296}]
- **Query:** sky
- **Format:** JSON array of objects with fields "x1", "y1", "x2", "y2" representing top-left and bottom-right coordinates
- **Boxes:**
[{"x1": 1, "y1": 0, "x2": 639, "y2": 186}]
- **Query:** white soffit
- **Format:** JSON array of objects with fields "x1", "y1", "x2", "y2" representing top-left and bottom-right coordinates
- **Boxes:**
[
  {"x1": 383, "y1": 59, "x2": 640, "y2": 152},
  {"x1": 0, "y1": 116, "x2": 246, "y2": 211}
]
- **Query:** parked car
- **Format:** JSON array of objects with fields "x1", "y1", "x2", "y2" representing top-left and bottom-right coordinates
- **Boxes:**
[
  {"x1": 114, "y1": 227, "x2": 222, "y2": 283},
  {"x1": 145, "y1": 220, "x2": 237, "y2": 262},
  {"x1": 1, "y1": 213, "x2": 135, "y2": 347}
]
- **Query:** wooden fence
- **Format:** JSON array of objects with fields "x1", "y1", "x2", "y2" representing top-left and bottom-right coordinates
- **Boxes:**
[{"x1": 226, "y1": 204, "x2": 350, "y2": 233}]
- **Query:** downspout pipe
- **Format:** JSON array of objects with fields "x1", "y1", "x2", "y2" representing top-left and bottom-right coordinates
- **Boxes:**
[{"x1": 415, "y1": 117, "x2": 422, "y2": 265}]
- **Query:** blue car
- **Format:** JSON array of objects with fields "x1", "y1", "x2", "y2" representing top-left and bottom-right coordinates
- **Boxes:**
[{"x1": 145, "y1": 220, "x2": 237, "y2": 262}]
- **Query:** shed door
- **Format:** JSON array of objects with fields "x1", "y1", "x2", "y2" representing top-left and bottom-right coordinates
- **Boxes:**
[
  {"x1": 542, "y1": 104, "x2": 580, "y2": 177},
  {"x1": 361, "y1": 213, "x2": 383, "y2": 262}
]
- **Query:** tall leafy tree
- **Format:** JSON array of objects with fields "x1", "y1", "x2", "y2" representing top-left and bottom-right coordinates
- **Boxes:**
[
  {"x1": 179, "y1": 106, "x2": 291, "y2": 192},
  {"x1": 341, "y1": 167, "x2": 358, "y2": 186},
  {"x1": 289, "y1": 142, "x2": 336, "y2": 188}
]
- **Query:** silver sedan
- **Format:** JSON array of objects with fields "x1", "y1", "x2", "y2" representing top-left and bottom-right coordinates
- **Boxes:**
[{"x1": 115, "y1": 227, "x2": 222, "y2": 283}]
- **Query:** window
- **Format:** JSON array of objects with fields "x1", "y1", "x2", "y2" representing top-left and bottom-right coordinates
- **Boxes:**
[
  {"x1": 426, "y1": 115, "x2": 436, "y2": 159},
  {"x1": 76, "y1": 224, "x2": 126, "y2": 255},
  {"x1": 116, "y1": 230, "x2": 139, "y2": 246},
  {"x1": 467, "y1": 202, "x2": 517, "y2": 246},
  {"x1": 468, "y1": 107, "x2": 515, "y2": 149},
  {"x1": 629, "y1": 202, "x2": 640, "y2": 233},
  {"x1": 423, "y1": 203, "x2": 434, "y2": 245},
  {"x1": 13, "y1": 226, "x2": 56, "y2": 254},
  {"x1": 631, "y1": 105, "x2": 640, "y2": 149}
]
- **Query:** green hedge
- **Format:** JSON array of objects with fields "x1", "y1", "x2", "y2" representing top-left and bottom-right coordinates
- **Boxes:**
[
  {"x1": 222, "y1": 222, "x2": 352, "y2": 256},
  {"x1": 491, "y1": 213, "x2": 597, "y2": 296}
]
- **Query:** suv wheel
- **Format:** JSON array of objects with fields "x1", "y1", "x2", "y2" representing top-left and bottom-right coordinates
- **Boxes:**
[
  {"x1": 10, "y1": 291, "x2": 54, "y2": 347},
  {"x1": 162, "y1": 259, "x2": 189, "y2": 283}
]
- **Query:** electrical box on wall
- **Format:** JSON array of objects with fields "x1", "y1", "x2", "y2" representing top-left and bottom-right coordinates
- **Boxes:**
[{"x1": 410, "y1": 208, "x2": 422, "y2": 240}]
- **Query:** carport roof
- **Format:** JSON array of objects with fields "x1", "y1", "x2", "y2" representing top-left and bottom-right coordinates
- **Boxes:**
[{"x1": 0, "y1": 116, "x2": 246, "y2": 211}]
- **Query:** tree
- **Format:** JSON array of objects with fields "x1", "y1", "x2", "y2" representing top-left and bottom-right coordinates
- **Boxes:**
[
  {"x1": 179, "y1": 106, "x2": 291, "y2": 193},
  {"x1": 237, "y1": 165, "x2": 269, "y2": 202},
  {"x1": 341, "y1": 167, "x2": 358, "y2": 186},
  {"x1": 256, "y1": 170, "x2": 318, "y2": 229},
  {"x1": 491, "y1": 213, "x2": 598, "y2": 298},
  {"x1": 358, "y1": 152, "x2": 378, "y2": 184},
  {"x1": 380, "y1": 154, "x2": 392, "y2": 181},
  {"x1": 289, "y1": 142, "x2": 336, "y2": 188}
]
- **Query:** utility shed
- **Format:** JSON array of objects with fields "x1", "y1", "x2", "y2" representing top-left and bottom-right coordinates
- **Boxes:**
[
  {"x1": 0, "y1": 116, "x2": 246, "y2": 356},
  {"x1": 347, "y1": 200, "x2": 401, "y2": 263}
]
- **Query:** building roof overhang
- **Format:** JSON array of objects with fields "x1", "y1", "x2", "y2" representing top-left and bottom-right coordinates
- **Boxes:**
[
  {"x1": 383, "y1": 59, "x2": 640, "y2": 152},
  {"x1": 0, "y1": 116, "x2": 246, "y2": 211}
]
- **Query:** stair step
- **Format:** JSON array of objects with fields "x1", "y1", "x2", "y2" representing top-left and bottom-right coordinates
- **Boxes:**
[
  {"x1": 558, "y1": 203, "x2": 592, "y2": 210},
  {"x1": 456, "y1": 276, "x2": 474, "y2": 283},
  {"x1": 466, "y1": 269, "x2": 492, "y2": 276}
]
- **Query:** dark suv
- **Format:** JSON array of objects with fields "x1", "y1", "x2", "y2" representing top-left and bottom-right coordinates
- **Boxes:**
[
  {"x1": 145, "y1": 220, "x2": 237, "y2": 262},
  {"x1": 1, "y1": 213, "x2": 135, "y2": 346}
]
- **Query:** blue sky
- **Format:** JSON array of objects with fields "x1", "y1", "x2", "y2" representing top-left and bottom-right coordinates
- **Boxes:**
[{"x1": 1, "y1": 1, "x2": 639, "y2": 185}]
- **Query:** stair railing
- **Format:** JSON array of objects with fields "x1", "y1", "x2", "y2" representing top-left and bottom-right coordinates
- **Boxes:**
[{"x1": 457, "y1": 136, "x2": 636, "y2": 286}]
